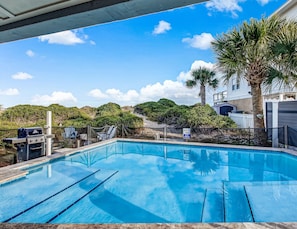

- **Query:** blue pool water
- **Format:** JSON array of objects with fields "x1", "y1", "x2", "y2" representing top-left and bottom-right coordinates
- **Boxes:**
[{"x1": 1, "y1": 140, "x2": 297, "y2": 223}]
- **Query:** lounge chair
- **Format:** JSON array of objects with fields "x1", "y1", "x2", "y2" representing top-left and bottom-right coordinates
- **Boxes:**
[
  {"x1": 62, "y1": 127, "x2": 78, "y2": 139},
  {"x1": 108, "y1": 126, "x2": 117, "y2": 139},
  {"x1": 97, "y1": 125, "x2": 117, "y2": 141}
]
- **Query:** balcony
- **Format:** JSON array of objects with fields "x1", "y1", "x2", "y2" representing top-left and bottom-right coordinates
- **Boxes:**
[{"x1": 213, "y1": 91, "x2": 227, "y2": 104}]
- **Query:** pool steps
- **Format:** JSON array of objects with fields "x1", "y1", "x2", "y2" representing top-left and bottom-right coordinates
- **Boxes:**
[
  {"x1": 47, "y1": 170, "x2": 118, "y2": 223},
  {"x1": 243, "y1": 186, "x2": 255, "y2": 222},
  {"x1": 4, "y1": 169, "x2": 118, "y2": 223},
  {"x1": 223, "y1": 183, "x2": 254, "y2": 222},
  {"x1": 202, "y1": 189, "x2": 224, "y2": 222},
  {"x1": 3, "y1": 175, "x2": 256, "y2": 222},
  {"x1": 191, "y1": 183, "x2": 255, "y2": 223}
]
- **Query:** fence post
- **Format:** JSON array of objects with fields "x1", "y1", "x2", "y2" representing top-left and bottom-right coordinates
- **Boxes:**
[
  {"x1": 284, "y1": 125, "x2": 288, "y2": 149},
  {"x1": 272, "y1": 101, "x2": 279, "y2": 148},
  {"x1": 87, "y1": 125, "x2": 91, "y2": 145},
  {"x1": 164, "y1": 126, "x2": 167, "y2": 141},
  {"x1": 248, "y1": 127, "x2": 251, "y2": 146}
]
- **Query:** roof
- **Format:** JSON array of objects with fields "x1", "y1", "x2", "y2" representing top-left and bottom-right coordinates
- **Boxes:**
[
  {"x1": 272, "y1": 0, "x2": 297, "y2": 17},
  {"x1": 0, "y1": 0, "x2": 207, "y2": 43}
]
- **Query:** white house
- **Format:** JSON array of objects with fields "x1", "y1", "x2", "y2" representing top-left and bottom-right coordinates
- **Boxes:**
[
  {"x1": 214, "y1": 0, "x2": 297, "y2": 128},
  {"x1": 272, "y1": 0, "x2": 297, "y2": 20}
]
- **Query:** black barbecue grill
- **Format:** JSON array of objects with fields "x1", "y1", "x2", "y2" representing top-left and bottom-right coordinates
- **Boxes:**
[{"x1": 3, "y1": 127, "x2": 46, "y2": 161}]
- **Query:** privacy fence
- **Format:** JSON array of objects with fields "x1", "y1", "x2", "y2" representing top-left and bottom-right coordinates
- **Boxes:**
[
  {"x1": 277, "y1": 126, "x2": 297, "y2": 149},
  {"x1": 0, "y1": 125, "x2": 296, "y2": 167}
]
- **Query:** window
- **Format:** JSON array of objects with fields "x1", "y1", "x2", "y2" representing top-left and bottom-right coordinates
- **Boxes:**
[{"x1": 232, "y1": 76, "x2": 240, "y2": 90}]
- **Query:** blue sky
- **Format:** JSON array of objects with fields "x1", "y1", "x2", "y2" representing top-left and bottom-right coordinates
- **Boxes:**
[{"x1": 0, "y1": 0, "x2": 287, "y2": 108}]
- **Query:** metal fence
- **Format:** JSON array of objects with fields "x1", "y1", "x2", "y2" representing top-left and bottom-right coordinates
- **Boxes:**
[
  {"x1": 119, "y1": 126, "x2": 259, "y2": 146},
  {"x1": 1, "y1": 125, "x2": 296, "y2": 167},
  {"x1": 278, "y1": 125, "x2": 297, "y2": 149}
]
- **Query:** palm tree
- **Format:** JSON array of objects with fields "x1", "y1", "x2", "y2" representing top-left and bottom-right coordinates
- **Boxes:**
[
  {"x1": 211, "y1": 16, "x2": 297, "y2": 145},
  {"x1": 186, "y1": 67, "x2": 218, "y2": 105},
  {"x1": 266, "y1": 20, "x2": 297, "y2": 88}
]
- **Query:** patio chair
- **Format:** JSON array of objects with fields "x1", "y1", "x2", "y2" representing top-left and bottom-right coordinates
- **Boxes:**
[
  {"x1": 97, "y1": 125, "x2": 117, "y2": 141},
  {"x1": 62, "y1": 127, "x2": 78, "y2": 139},
  {"x1": 108, "y1": 126, "x2": 117, "y2": 139}
]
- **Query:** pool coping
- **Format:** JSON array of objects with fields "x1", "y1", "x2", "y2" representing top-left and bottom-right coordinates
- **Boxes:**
[
  {"x1": 0, "y1": 222, "x2": 297, "y2": 228},
  {"x1": 1, "y1": 138, "x2": 297, "y2": 228}
]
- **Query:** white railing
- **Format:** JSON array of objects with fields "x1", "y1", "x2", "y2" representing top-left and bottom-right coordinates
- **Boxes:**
[{"x1": 213, "y1": 91, "x2": 227, "y2": 104}]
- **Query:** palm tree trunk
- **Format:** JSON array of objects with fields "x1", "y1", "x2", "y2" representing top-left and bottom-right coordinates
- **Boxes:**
[
  {"x1": 251, "y1": 83, "x2": 264, "y2": 128},
  {"x1": 250, "y1": 83, "x2": 267, "y2": 146},
  {"x1": 200, "y1": 85, "x2": 206, "y2": 106}
]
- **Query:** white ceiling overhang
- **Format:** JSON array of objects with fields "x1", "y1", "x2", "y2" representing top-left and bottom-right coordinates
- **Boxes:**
[{"x1": 0, "y1": 0, "x2": 208, "y2": 43}]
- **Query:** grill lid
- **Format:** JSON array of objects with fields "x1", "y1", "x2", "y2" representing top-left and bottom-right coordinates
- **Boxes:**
[{"x1": 18, "y1": 127, "x2": 43, "y2": 138}]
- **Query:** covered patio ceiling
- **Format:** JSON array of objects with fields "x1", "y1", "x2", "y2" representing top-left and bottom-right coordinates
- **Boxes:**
[{"x1": 0, "y1": 0, "x2": 208, "y2": 43}]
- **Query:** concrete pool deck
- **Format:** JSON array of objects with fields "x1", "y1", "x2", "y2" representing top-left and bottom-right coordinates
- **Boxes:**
[
  {"x1": 1, "y1": 139, "x2": 297, "y2": 228},
  {"x1": 1, "y1": 222, "x2": 297, "y2": 228}
]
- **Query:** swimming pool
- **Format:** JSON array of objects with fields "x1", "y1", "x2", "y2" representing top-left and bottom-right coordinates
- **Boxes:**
[{"x1": 1, "y1": 140, "x2": 297, "y2": 224}]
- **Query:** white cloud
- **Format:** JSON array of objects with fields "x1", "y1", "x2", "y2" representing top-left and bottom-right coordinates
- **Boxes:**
[
  {"x1": 88, "y1": 81, "x2": 195, "y2": 105},
  {"x1": 38, "y1": 30, "x2": 85, "y2": 45},
  {"x1": 182, "y1": 33, "x2": 215, "y2": 50},
  {"x1": 177, "y1": 60, "x2": 215, "y2": 81},
  {"x1": 26, "y1": 50, "x2": 35, "y2": 57},
  {"x1": 0, "y1": 88, "x2": 19, "y2": 96},
  {"x1": 88, "y1": 88, "x2": 139, "y2": 102},
  {"x1": 11, "y1": 72, "x2": 33, "y2": 80},
  {"x1": 257, "y1": 0, "x2": 269, "y2": 6},
  {"x1": 88, "y1": 89, "x2": 108, "y2": 99},
  {"x1": 153, "y1": 20, "x2": 172, "y2": 35},
  {"x1": 205, "y1": 0, "x2": 245, "y2": 17},
  {"x1": 87, "y1": 60, "x2": 222, "y2": 106},
  {"x1": 106, "y1": 89, "x2": 139, "y2": 101},
  {"x1": 31, "y1": 91, "x2": 77, "y2": 105},
  {"x1": 140, "y1": 80, "x2": 193, "y2": 101},
  {"x1": 191, "y1": 60, "x2": 215, "y2": 70}
]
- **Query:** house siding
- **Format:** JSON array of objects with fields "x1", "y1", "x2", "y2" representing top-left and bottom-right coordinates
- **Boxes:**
[{"x1": 228, "y1": 98, "x2": 253, "y2": 113}]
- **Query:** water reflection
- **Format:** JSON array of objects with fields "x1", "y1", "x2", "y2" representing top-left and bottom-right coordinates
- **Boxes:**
[
  {"x1": 47, "y1": 164, "x2": 52, "y2": 178},
  {"x1": 190, "y1": 149, "x2": 220, "y2": 176},
  {"x1": 66, "y1": 141, "x2": 297, "y2": 182},
  {"x1": 249, "y1": 154, "x2": 264, "y2": 181},
  {"x1": 228, "y1": 150, "x2": 297, "y2": 182}
]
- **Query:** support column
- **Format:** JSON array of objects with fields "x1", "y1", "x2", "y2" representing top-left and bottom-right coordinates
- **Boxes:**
[
  {"x1": 46, "y1": 111, "x2": 52, "y2": 156},
  {"x1": 279, "y1": 93, "x2": 284, "y2": 101},
  {"x1": 272, "y1": 102, "x2": 279, "y2": 148}
]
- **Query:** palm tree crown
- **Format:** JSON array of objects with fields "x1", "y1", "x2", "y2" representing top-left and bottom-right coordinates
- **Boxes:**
[
  {"x1": 186, "y1": 67, "x2": 218, "y2": 105},
  {"x1": 267, "y1": 20, "x2": 297, "y2": 88},
  {"x1": 212, "y1": 16, "x2": 297, "y2": 132}
]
